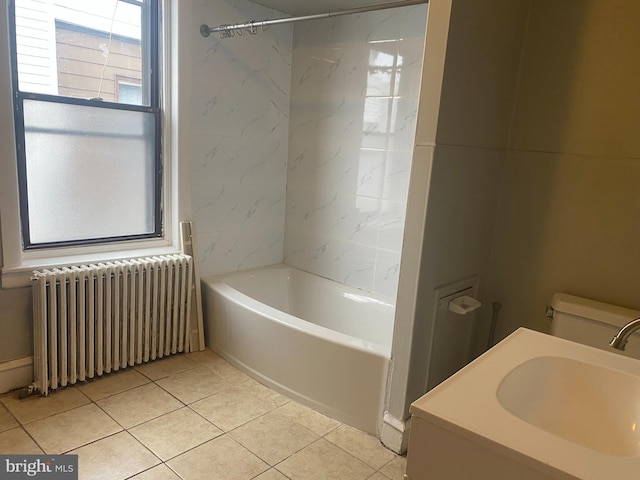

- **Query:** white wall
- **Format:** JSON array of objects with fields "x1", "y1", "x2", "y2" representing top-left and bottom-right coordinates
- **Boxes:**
[
  {"x1": 283, "y1": 5, "x2": 427, "y2": 297},
  {"x1": 191, "y1": 0, "x2": 292, "y2": 277}
]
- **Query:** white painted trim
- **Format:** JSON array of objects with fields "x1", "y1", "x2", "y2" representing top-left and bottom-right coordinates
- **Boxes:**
[
  {"x1": 1, "y1": 245, "x2": 182, "y2": 288},
  {"x1": 0, "y1": 357, "x2": 33, "y2": 394},
  {"x1": 381, "y1": 412, "x2": 411, "y2": 454}
]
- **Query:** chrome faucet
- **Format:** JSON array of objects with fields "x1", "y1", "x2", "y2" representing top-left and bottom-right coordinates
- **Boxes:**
[{"x1": 610, "y1": 318, "x2": 640, "y2": 350}]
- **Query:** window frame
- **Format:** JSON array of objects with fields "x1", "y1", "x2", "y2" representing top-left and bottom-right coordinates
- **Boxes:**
[
  {"x1": 9, "y1": 0, "x2": 163, "y2": 250},
  {"x1": 115, "y1": 76, "x2": 143, "y2": 104}
]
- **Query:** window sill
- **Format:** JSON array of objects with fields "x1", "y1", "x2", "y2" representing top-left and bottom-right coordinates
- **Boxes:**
[{"x1": 1, "y1": 243, "x2": 182, "y2": 289}]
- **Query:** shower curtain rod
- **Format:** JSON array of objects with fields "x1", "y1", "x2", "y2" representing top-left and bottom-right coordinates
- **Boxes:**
[{"x1": 200, "y1": 0, "x2": 428, "y2": 38}]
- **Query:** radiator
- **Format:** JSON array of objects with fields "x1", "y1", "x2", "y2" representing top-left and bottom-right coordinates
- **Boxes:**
[{"x1": 31, "y1": 254, "x2": 194, "y2": 395}]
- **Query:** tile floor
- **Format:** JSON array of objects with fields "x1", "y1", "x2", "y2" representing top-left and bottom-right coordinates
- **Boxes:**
[{"x1": 0, "y1": 349, "x2": 406, "y2": 480}]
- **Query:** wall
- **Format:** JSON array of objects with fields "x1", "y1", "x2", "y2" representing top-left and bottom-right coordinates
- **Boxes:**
[
  {"x1": 0, "y1": 1, "x2": 33, "y2": 363},
  {"x1": 383, "y1": 0, "x2": 531, "y2": 449},
  {"x1": 485, "y1": 0, "x2": 640, "y2": 341},
  {"x1": 284, "y1": 5, "x2": 427, "y2": 297},
  {"x1": 0, "y1": 284, "x2": 32, "y2": 362},
  {"x1": 191, "y1": 0, "x2": 292, "y2": 278}
]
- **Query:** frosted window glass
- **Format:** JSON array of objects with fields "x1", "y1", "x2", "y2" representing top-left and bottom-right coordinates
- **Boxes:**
[{"x1": 23, "y1": 99, "x2": 157, "y2": 244}]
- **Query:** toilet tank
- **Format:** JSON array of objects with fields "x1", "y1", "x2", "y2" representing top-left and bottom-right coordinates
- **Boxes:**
[{"x1": 550, "y1": 293, "x2": 640, "y2": 360}]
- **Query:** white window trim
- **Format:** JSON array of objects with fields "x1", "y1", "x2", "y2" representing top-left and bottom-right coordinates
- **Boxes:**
[{"x1": 0, "y1": 0, "x2": 193, "y2": 289}]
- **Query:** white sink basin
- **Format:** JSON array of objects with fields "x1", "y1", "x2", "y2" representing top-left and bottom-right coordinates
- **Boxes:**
[
  {"x1": 409, "y1": 329, "x2": 640, "y2": 479},
  {"x1": 497, "y1": 355, "x2": 640, "y2": 457}
]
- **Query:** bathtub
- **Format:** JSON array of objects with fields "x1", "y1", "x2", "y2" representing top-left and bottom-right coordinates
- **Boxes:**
[{"x1": 201, "y1": 264, "x2": 394, "y2": 434}]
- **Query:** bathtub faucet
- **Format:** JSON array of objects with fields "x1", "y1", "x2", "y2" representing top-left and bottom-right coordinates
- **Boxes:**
[{"x1": 609, "y1": 318, "x2": 640, "y2": 351}]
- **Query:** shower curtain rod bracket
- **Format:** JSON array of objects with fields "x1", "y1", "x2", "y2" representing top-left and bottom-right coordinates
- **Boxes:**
[{"x1": 200, "y1": 24, "x2": 211, "y2": 37}]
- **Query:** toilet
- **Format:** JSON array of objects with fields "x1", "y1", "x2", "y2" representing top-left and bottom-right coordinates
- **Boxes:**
[{"x1": 550, "y1": 293, "x2": 640, "y2": 359}]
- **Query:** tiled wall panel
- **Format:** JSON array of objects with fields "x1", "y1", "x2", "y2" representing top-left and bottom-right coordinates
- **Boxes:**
[
  {"x1": 284, "y1": 5, "x2": 427, "y2": 297},
  {"x1": 191, "y1": 0, "x2": 292, "y2": 277}
]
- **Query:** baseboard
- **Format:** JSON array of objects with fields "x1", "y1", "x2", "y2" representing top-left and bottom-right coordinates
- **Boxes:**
[
  {"x1": 0, "y1": 357, "x2": 33, "y2": 394},
  {"x1": 380, "y1": 412, "x2": 411, "y2": 454}
]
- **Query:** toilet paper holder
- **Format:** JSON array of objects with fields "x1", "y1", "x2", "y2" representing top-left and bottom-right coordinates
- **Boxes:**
[{"x1": 448, "y1": 295, "x2": 482, "y2": 315}]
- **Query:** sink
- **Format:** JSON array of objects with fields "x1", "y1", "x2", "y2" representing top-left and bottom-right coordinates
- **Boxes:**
[
  {"x1": 408, "y1": 328, "x2": 640, "y2": 480},
  {"x1": 497, "y1": 355, "x2": 640, "y2": 457}
]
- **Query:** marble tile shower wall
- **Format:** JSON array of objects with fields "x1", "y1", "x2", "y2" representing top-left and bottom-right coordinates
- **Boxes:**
[
  {"x1": 284, "y1": 6, "x2": 427, "y2": 298},
  {"x1": 191, "y1": 0, "x2": 292, "y2": 277}
]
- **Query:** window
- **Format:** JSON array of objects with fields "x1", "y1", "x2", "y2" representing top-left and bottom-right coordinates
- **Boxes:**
[
  {"x1": 9, "y1": 0, "x2": 161, "y2": 249},
  {"x1": 116, "y1": 77, "x2": 143, "y2": 104}
]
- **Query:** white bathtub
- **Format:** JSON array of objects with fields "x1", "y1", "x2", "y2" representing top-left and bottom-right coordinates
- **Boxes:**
[{"x1": 201, "y1": 264, "x2": 394, "y2": 434}]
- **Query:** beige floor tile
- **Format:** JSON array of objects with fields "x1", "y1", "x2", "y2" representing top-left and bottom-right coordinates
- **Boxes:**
[
  {"x1": 129, "y1": 407, "x2": 223, "y2": 460},
  {"x1": 207, "y1": 359, "x2": 252, "y2": 384},
  {"x1": 1, "y1": 387, "x2": 90, "y2": 424},
  {"x1": 254, "y1": 469, "x2": 290, "y2": 480},
  {"x1": 96, "y1": 383, "x2": 183, "y2": 428},
  {"x1": 78, "y1": 369, "x2": 150, "y2": 401},
  {"x1": 325, "y1": 425, "x2": 397, "y2": 470},
  {"x1": 0, "y1": 403, "x2": 18, "y2": 432},
  {"x1": 134, "y1": 354, "x2": 198, "y2": 380},
  {"x1": 236, "y1": 379, "x2": 291, "y2": 409},
  {"x1": 129, "y1": 464, "x2": 182, "y2": 480},
  {"x1": 230, "y1": 411, "x2": 319, "y2": 465},
  {"x1": 25, "y1": 403, "x2": 122, "y2": 454},
  {"x1": 185, "y1": 350, "x2": 252, "y2": 385},
  {"x1": 190, "y1": 386, "x2": 273, "y2": 431},
  {"x1": 69, "y1": 431, "x2": 160, "y2": 480},
  {"x1": 0, "y1": 427, "x2": 44, "y2": 454},
  {"x1": 277, "y1": 438, "x2": 374, "y2": 480},
  {"x1": 186, "y1": 350, "x2": 251, "y2": 384},
  {"x1": 155, "y1": 367, "x2": 231, "y2": 404},
  {"x1": 378, "y1": 455, "x2": 407, "y2": 480},
  {"x1": 275, "y1": 401, "x2": 341, "y2": 436},
  {"x1": 167, "y1": 435, "x2": 269, "y2": 480},
  {"x1": 185, "y1": 348, "x2": 224, "y2": 366}
]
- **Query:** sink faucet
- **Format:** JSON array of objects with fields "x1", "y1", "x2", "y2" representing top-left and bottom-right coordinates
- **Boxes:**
[{"x1": 610, "y1": 318, "x2": 640, "y2": 350}]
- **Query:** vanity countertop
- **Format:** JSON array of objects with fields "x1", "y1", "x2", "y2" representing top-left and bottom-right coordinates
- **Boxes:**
[{"x1": 411, "y1": 328, "x2": 640, "y2": 479}]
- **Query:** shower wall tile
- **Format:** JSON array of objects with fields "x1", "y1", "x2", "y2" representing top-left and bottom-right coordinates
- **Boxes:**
[
  {"x1": 374, "y1": 249, "x2": 402, "y2": 299},
  {"x1": 284, "y1": 5, "x2": 427, "y2": 297},
  {"x1": 284, "y1": 229, "x2": 377, "y2": 292},
  {"x1": 198, "y1": 226, "x2": 284, "y2": 276},
  {"x1": 292, "y1": 5, "x2": 428, "y2": 47},
  {"x1": 190, "y1": 0, "x2": 427, "y2": 289},
  {"x1": 191, "y1": 0, "x2": 292, "y2": 277},
  {"x1": 192, "y1": 184, "x2": 285, "y2": 232},
  {"x1": 290, "y1": 45, "x2": 371, "y2": 98},
  {"x1": 394, "y1": 38, "x2": 427, "y2": 97},
  {"x1": 378, "y1": 200, "x2": 407, "y2": 253},
  {"x1": 383, "y1": 150, "x2": 412, "y2": 203},
  {"x1": 191, "y1": 135, "x2": 287, "y2": 187}
]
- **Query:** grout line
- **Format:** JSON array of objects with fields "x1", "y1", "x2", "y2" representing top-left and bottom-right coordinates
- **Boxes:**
[
  {"x1": 18, "y1": 425, "x2": 46, "y2": 455},
  {"x1": 0, "y1": 402, "x2": 21, "y2": 432}
]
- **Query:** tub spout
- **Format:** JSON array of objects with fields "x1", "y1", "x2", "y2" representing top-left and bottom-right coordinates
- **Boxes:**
[{"x1": 610, "y1": 318, "x2": 640, "y2": 351}]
